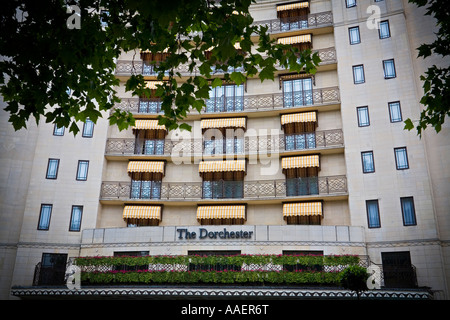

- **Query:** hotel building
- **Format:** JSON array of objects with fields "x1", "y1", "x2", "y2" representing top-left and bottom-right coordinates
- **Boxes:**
[{"x1": 1, "y1": 0, "x2": 449, "y2": 299}]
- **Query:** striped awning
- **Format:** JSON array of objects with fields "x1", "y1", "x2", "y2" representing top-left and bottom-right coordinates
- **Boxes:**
[
  {"x1": 277, "y1": 34, "x2": 312, "y2": 45},
  {"x1": 277, "y1": 1, "x2": 309, "y2": 12},
  {"x1": 132, "y1": 119, "x2": 166, "y2": 130},
  {"x1": 123, "y1": 205, "x2": 162, "y2": 220},
  {"x1": 201, "y1": 118, "x2": 246, "y2": 129},
  {"x1": 127, "y1": 161, "x2": 165, "y2": 174},
  {"x1": 283, "y1": 202, "x2": 322, "y2": 217},
  {"x1": 144, "y1": 81, "x2": 164, "y2": 89},
  {"x1": 281, "y1": 155, "x2": 319, "y2": 169},
  {"x1": 197, "y1": 205, "x2": 246, "y2": 220},
  {"x1": 199, "y1": 160, "x2": 246, "y2": 173},
  {"x1": 281, "y1": 112, "x2": 317, "y2": 125}
]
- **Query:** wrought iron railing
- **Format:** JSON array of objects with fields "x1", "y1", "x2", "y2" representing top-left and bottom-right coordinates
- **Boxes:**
[
  {"x1": 105, "y1": 129, "x2": 344, "y2": 156},
  {"x1": 114, "y1": 47, "x2": 336, "y2": 77},
  {"x1": 112, "y1": 86, "x2": 340, "y2": 115},
  {"x1": 252, "y1": 11, "x2": 333, "y2": 34},
  {"x1": 100, "y1": 175, "x2": 347, "y2": 200}
]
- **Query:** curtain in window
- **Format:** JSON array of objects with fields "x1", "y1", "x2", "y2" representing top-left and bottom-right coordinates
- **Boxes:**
[
  {"x1": 70, "y1": 206, "x2": 83, "y2": 231},
  {"x1": 395, "y1": 148, "x2": 408, "y2": 169},
  {"x1": 389, "y1": 102, "x2": 402, "y2": 122},
  {"x1": 384, "y1": 60, "x2": 395, "y2": 78},
  {"x1": 362, "y1": 152, "x2": 374, "y2": 172},
  {"x1": 367, "y1": 201, "x2": 380, "y2": 228},
  {"x1": 401, "y1": 198, "x2": 416, "y2": 225},
  {"x1": 47, "y1": 159, "x2": 59, "y2": 179},
  {"x1": 283, "y1": 78, "x2": 313, "y2": 107},
  {"x1": 38, "y1": 205, "x2": 52, "y2": 230},
  {"x1": 353, "y1": 66, "x2": 364, "y2": 83},
  {"x1": 77, "y1": 161, "x2": 89, "y2": 180}
]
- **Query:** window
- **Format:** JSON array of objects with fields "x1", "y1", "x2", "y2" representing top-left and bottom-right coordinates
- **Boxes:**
[
  {"x1": 401, "y1": 197, "x2": 417, "y2": 226},
  {"x1": 346, "y1": 0, "x2": 357, "y2": 8},
  {"x1": 283, "y1": 78, "x2": 313, "y2": 107},
  {"x1": 349, "y1": 26, "x2": 361, "y2": 44},
  {"x1": 46, "y1": 159, "x2": 60, "y2": 179},
  {"x1": 366, "y1": 200, "x2": 381, "y2": 228},
  {"x1": 361, "y1": 151, "x2": 375, "y2": 173},
  {"x1": 206, "y1": 84, "x2": 244, "y2": 112},
  {"x1": 383, "y1": 59, "x2": 396, "y2": 79},
  {"x1": 69, "y1": 206, "x2": 83, "y2": 231},
  {"x1": 394, "y1": 147, "x2": 409, "y2": 170},
  {"x1": 357, "y1": 106, "x2": 370, "y2": 127},
  {"x1": 53, "y1": 124, "x2": 65, "y2": 136},
  {"x1": 379, "y1": 20, "x2": 390, "y2": 39},
  {"x1": 388, "y1": 101, "x2": 402, "y2": 122},
  {"x1": 82, "y1": 119, "x2": 94, "y2": 137},
  {"x1": 130, "y1": 172, "x2": 162, "y2": 199},
  {"x1": 38, "y1": 204, "x2": 52, "y2": 230},
  {"x1": 76, "y1": 160, "x2": 89, "y2": 180},
  {"x1": 353, "y1": 65, "x2": 365, "y2": 84}
]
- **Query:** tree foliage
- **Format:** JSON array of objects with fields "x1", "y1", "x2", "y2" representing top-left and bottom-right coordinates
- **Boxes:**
[
  {"x1": 0, "y1": 0, "x2": 320, "y2": 135},
  {"x1": 404, "y1": 0, "x2": 450, "y2": 136}
]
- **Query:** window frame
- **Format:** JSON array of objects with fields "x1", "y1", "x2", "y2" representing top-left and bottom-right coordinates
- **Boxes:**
[
  {"x1": 352, "y1": 65, "x2": 365, "y2": 84},
  {"x1": 38, "y1": 204, "x2": 53, "y2": 231},
  {"x1": 379, "y1": 20, "x2": 391, "y2": 39},
  {"x1": 383, "y1": 59, "x2": 396, "y2": 79},
  {"x1": 357, "y1": 106, "x2": 370, "y2": 127},
  {"x1": 388, "y1": 101, "x2": 403, "y2": 123},
  {"x1": 82, "y1": 119, "x2": 95, "y2": 138},
  {"x1": 76, "y1": 160, "x2": 89, "y2": 181},
  {"x1": 53, "y1": 124, "x2": 65, "y2": 136},
  {"x1": 366, "y1": 199, "x2": 381, "y2": 228},
  {"x1": 69, "y1": 205, "x2": 83, "y2": 232},
  {"x1": 349, "y1": 26, "x2": 361, "y2": 45},
  {"x1": 46, "y1": 158, "x2": 60, "y2": 180},
  {"x1": 400, "y1": 197, "x2": 417, "y2": 226},
  {"x1": 346, "y1": 0, "x2": 357, "y2": 8},
  {"x1": 394, "y1": 147, "x2": 409, "y2": 170},
  {"x1": 361, "y1": 151, "x2": 375, "y2": 173}
]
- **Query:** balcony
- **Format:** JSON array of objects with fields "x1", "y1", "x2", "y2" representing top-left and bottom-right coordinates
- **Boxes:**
[
  {"x1": 114, "y1": 47, "x2": 337, "y2": 77},
  {"x1": 99, "y1": 175, "x2": 347, "y2": 202},
  {"x1": 252, "y1": 11, "x2": 333, "y2": 35},
  {"x1": 105, "y1": 129, "x2": 344, "y2": 159},
  {"x1": 112, "y1": 86, "x2": 340, "y2": 116}
]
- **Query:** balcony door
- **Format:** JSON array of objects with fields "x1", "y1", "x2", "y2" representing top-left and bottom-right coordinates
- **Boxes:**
[{"x1": 283, "y1": 78, "x2": 313, "y2": 108}]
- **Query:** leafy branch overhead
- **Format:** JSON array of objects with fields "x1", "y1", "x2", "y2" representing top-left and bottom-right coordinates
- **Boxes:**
[
  {"x1": 0, "y1": 0, "x2": 320, "y2": 135},
  {"x1": 404, "y1": 0, "x2": 450, "y2": 136}
]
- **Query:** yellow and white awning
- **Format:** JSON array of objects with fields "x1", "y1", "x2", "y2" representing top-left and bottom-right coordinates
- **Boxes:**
[
  {"x1": 127, "y1": 161, "x2": 165, "y2": 174},
  {"x1": 281, "y1": 155, "x2": 319, "y2": 169},
  {"x1": 132, "y1": 119, "x2": 166, "y2": 130},
  {"x1": 283, "y1": 202, "x2": 322, "y2": 217},
  {"x1": 281, "y1": 112, "x2": 317, "y2": 125},
  {"x1": 277, "y1": 1, "x2": 309, "y2": 12},
  {"x1": 144, "y1": 81, "x2": 164, "y2": 89},
  {"x1": 123, "y1": 205, "x2": 162, "y2": 220},
  {"x1": 199, "y1": 160, "x2": 246, "y2": 173},
  {"x1": 201, "y1": 118, "x2": 247, "y2": 129},
  {"x1": 277, "y1": 34, "x2": 312, "y2": 45},
  {"x1": 197, "y1": 205, "x2": 246, "y2": 220}
]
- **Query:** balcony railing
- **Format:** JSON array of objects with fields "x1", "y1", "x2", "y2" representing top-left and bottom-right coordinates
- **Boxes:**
[
  {"x1": 105, "y1": 129, "x2": 344, "y2": 156},
  {"x1": 114, "y1": 47, "x2": 336, "y2": 77},
  {"x1": 100, "y1": 175, "x2": 347, "y2": 200},
  {"x1": 113, "y1": 86, "x2": 339, "y2": 115},
  {"x1": 252, "y1": 11, "x2": 333, "y2": 34}
]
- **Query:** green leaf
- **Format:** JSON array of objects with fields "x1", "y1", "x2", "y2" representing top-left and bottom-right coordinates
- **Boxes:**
[{"x1": 230, "y1": 71, "x2": 246, "y2": 86}]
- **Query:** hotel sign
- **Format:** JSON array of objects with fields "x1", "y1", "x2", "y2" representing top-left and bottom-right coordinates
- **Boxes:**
[{"x1": 176, "y1": 227, "x2": 254, "y2": 240}]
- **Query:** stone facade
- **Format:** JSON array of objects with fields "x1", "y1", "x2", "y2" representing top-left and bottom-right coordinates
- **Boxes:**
[{"x1": 1, "y1": 0, "x2": 449, "y2": 300}]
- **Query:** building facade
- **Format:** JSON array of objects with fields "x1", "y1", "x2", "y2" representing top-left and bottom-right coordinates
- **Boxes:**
[{"x1": 1, "y1": 0, "x2": 449, "y2": 299}]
